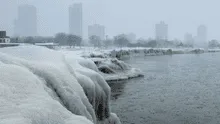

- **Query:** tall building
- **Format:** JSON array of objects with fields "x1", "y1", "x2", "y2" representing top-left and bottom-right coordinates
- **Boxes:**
[
  {"x1": 14, "y1": 5, "x2": 37, "y2": 36},
  {"x1": 88, "y1": 24, "x2": 105, "y2": 40},
  {"x1": 195, "y1": 25, "x2": 207, "y2": 48},
  {"x1": 184, "y1": 33, "x2": 194, "y2": 45},
  {"x1": 155, "y1": 21, "x2": 168, "y2": 41},
  {"x1": 197, "y1": 25, "x2": 207, "y2": 42},
  {"x1": 69, "y1": 3, "x2": 83, "y2": 38}
]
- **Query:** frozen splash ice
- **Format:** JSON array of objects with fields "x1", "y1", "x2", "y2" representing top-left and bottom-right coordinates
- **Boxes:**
[{"x1": 0, "y1": 45, "x2": 121, "y2": 124}]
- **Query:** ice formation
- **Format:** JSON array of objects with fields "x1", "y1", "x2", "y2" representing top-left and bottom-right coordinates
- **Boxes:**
[
  {"x1": 60, "y1": 49, "x2": 144, "y2": 81},
  {"x1": 90, "y1": 58, "x2": 143, "y2": 81},
  {"x1": 0, "y1": 46, "x2": 121, "y2": 124}
]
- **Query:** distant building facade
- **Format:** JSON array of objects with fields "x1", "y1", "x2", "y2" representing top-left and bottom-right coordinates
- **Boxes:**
[
  {"x1": 0, "y1": 31, "x2": 10, "y2": 43},
  {"x1": 14, "y1": 5, "x2": 37, "y2": 37},
  {"x1": 184, "y1": 33, "x2": 194, "y2": 46},
  {"x1": 88, "y1": 24, "x2": 105, "y2": 40},
  {"x1": 69, "y1": 3, "x2": 83, "y2": 38},
  {"x1": 155, "y1": 21, "x2": 168, "y2": 41},
  {"x1": 195, "y1": 25, "x2": 207, "y2": 48},
  {"x1": 197, "y1": 25, "x2": 207, "y2": 42}
]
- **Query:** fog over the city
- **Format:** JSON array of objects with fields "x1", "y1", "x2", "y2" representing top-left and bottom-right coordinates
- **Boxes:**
[{"x1": 1, "y1": 0, "x2": 220, "y2": 40}]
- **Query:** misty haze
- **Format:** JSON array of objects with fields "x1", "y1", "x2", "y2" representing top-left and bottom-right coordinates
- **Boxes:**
[{"x1": 1, "y1": 0, "x2": 220, "y2": 124}]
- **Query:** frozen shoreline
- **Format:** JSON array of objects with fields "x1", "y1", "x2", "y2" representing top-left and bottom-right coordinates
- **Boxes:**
[
  {"x1": 59, "y1": 47, "x2": 220, "y2": 82},
  {"x1": 0, "y1": 46, "x2": 121, "y2": 124},
  {"x1": 60, "y1": 49, "x2": 144, "y2": 82},
  {"x1": 58, "y1": 47, "x2": 220, "y2": 58},
  {"x1": 72, "y1": 47, "x2": 218, "y2": 58},
  {"x1": 1, "y1": 46, "x2": 219, "y2": 123}
]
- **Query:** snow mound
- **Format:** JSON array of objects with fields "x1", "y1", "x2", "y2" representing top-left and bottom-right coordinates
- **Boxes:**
[
  {"x1": 0, "y1": 45, "x2": 121, "y2": 124},
  {"x1": 0, "y1": 64, "x2": 92, "y2": 124}
]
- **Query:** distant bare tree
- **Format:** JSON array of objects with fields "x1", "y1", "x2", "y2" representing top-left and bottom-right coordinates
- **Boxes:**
[
  {"x1": 103, "y1": 39, "x2": 113, "y2": 48},
  {"x1": 89, "y1": 35, "x2": 101, "y2": 47},
  {"x1": 10, "y1": 37, "x2": 19, "y2": 43},
  {"x1": 75, "y1": 35, "x2": 82, "y2": 46},
  {"x1": 67, "y1": 34, "x2": 82, "y2": 47},
  {"x1": 209, "y1": 40, "x2": 220, "y2": 48},
  {"x1": 54, "y1": 33, "x2": 67, "y2": 45},
  {"x1": 24, "y1": 36, "x2": 34, "y2": 44},
  {"x1": 146, "y1": 40, "x2": 157, "y2": 48},
  {"x1": 114, "y1": 34, "x2": 129, "y2": 47}
]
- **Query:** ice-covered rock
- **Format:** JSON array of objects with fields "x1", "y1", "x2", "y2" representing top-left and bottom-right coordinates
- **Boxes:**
[
  {"x1": 0, "y1": 46, "x2": 121, "y2": 124},
  {"x1": 91, "y1": 58, "x2": 143, "y2": 81},
  {"x1": 60, "y1": 50, "x2": 144, "y2": 81}
]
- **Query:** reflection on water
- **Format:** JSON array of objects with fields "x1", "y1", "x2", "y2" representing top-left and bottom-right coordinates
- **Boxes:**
[{"x1": 110, "y1": 53, "x2": 220, "y2": 124}]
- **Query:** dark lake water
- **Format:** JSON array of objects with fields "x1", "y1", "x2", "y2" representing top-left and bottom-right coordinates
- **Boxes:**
[{"x1": 110, "y1": 53, "x2": 220, "y2": 124}]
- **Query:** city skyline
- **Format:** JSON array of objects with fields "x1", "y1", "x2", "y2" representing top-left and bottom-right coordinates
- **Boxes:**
[{"x1": 1, "y1": 0, "x2": 220, "y2": 40}]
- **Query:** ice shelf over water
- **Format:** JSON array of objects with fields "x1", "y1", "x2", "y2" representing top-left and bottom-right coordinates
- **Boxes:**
[{"x1": 0, "y1": 45, "x2": 121, "y2": 124}]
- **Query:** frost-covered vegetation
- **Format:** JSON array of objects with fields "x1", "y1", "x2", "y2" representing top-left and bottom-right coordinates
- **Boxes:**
[
  {"x1": 0, "y1": 46, "x2": 121, "y2": 124},
  {"x1": 69, "y1": 47, "x2": 206, "y2": 59},
  {"x1": 107, "y1": 48, "x2": 206, "y2": 59},
  {"x1": 10, "y1": 33, "x2": 220, "y2": 50}
]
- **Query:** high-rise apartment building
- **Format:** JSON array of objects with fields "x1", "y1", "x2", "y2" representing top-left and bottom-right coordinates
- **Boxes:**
[
  {"x1": 14, "y1": 5, "x2": 37, "y2": 36},
  {"x1": 88, "y1": 24, "x2": 105, "y2": 40},
  {"x1": 69, "y1": 3, "x2": 83, "y2": 38},
  {"x1": 155, "y1": 21, "x2": 168, "y2": 41}
]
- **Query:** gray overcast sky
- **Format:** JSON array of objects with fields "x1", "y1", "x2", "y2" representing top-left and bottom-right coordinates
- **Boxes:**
[{"x1": 1, "y1": 0, "x2": 220, "y2": 40}]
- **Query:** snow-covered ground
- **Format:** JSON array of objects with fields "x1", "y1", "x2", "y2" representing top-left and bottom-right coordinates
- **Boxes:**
[{"x1": 0, "y1": 46, "x2": 121, "y2": 124}]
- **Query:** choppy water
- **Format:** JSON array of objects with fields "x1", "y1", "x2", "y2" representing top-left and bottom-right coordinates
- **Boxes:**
[{"x1": 110, "y1": 53, "x2": 220, "y2": 124}]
